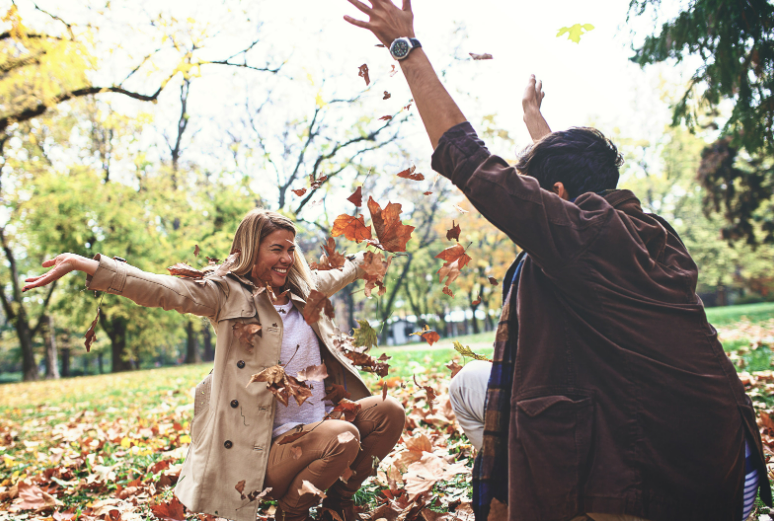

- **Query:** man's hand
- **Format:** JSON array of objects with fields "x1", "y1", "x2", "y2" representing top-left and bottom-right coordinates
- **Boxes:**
[
  {"x1": 343, "y1": 0, "x2": 415, "y2": 47},
  {"x1": 522, "y1": 75, "x2": 552, "y2": 142}
]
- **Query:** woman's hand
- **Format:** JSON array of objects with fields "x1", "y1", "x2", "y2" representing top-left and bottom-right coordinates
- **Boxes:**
[{"x1": 23, "y1": 253, "x2": 95, "y2": 292}]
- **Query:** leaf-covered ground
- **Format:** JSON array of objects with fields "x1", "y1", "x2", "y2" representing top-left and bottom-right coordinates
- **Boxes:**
[{"x1": 2, "y1": 314, "x2": 774, "y2": 521}]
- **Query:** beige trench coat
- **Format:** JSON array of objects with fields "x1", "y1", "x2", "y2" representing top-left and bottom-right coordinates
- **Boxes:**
[{"x1": 85, "y1": 253, "x2": 372, "y2": 521}]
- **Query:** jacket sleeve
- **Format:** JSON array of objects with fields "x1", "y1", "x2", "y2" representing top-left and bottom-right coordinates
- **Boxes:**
[
  {"x1": 431, "y1": 122, "x2": 610, "y2": 271},
  {"x1": 85, "y1": 254, "x2": 223, "y2": 319},
  {"x1": 313, "y1": 251, "x2": 367, "y2": 297}
]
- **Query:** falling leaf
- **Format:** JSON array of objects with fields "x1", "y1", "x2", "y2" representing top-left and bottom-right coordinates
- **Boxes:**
[
  {"x1": 397, "y1": 165, "x2": 425, "y2": 181},
  {"x1": 379, "y1": 115, "x2": 393, "y2": 121},
  {"x1": 347, "y1": 186, "x2": 363, "y2": 207},
  {"x1": 150, "y1": 497, "x2": 186, "y2": 521},
  {"x1": 232, "y1": 322, "x2": 262, "y2": 348},
  {"x1": 245, "y1": 487, "x2": 272, "y2": 503},
  {"x1": 446, "y1": 360, "x2": 463, "y2": 378},
  {"x1": 292, "y1": 188, "x2": 307, "y2": 197},
  {"x1": 423, "y1": 191, "x2": 433, "y2": 195},
  {"x1": 353, "y1": 319, "x2": 378, "y2": 351},
  {"x1": 452, "y1": 203, "x2": 469, "y2": 213},
  {"x1": 367, "y1": 196, "x2": 415, "y2": 252},
  {"x1": 330, "y1": 399, "x2": 362, "y2": 422},
  {"x1": 556, "y1": 23, "x2": 595, "y2": 44},
  {"x1": 469, "y1": 52, "x2": 493, "y2": 60},
  {"x1": 389, "y1": 64, "x2": 398, "y2": 77},
  {"x1": 337, "y1": 431, "x2": 357, "y2": 444},
  {"x1": 436, "y1": 243, "x2": 472, "y2": 286},
  {"x1": 309, "y1": 237, "x2": 346, "y2": 271},
  {"x1": 214, "y1": 250, "x2": 241, "y2": 277},
  {"x1": 453, "y1": 340, "x2": 491, "y2": 361},
  {"x1": 361, "y1": 251, "x2": 392, "y2": 298},
  {"x1": 296, "y1": 362, "x2": 328, "y2": 382},
  {"x1": 413, "y1": 375, "x2": 437, "y2": 403},
  {"x1": 85, "y1": 307, "x2": 100, "y2": 352},
  {"x1": 382, "y1": 382, "x2": 388, "y2": 401},
  {"x1": 324, "y1": 383, "x2": 351, "y2": 403},
  {"x1": 410, "y1": 325, "x2": 440, "y2": 346},
  {"x1": 278, "y1": 428, "x2": 309, "y2": 445},
  {"x1": 375, "y1": 43, "x2": 385, "y2": 48},
  {"x1": 488, "y1": 276, "x2": 498, "y2": 285},
  {"x1": 299, "y1": 479, "x2": 327, "y2": 499},
  {"x1": 344, "y1": 350, "x2": 390, "y2": 377},
  {"x1": 446, "y1": 221, "x2": 461, "y2": 242},
  {"x1": 290, "y1": 446, "x2": 302, "y2": 460},
  {"x1": 248, "y1": 364, "x2": 285, "y2": 386},
  {"x1": 309, "y1": 174, "x2": 328, "y2": 190},
  {"x1": 472, "y1": 295, "x2": 482, "y2": 306},
  {"x1": 247, "y1": 364, "x2": 313, "y2": 407},
  {"x1": 443, "y1": 286, "x2": 455, "y2": 297},
  {"x1": 235, "y1": 480, "x2": 246, "y2": 497},
  {"x1": 193, "y1": 244, "x2": 200, "y2": 257},
  {"x1": 332, "y1": 214, "x2": 373, "y2": 243},
  {"x1": 404, "y1": 101, "x2": 413, "y2": 111},
  {"x1": 302, "y1": 290, "x2": 335, "y2": 325},
  {"x1": 358, "y1": 63, "x2": 370, "y2": 86},
  {"x1": 167, "y1": 263, "x2": 205, "y2": 279},
  {"x1": 383, "y1": 91, "x2": 391, "y2": 100}
]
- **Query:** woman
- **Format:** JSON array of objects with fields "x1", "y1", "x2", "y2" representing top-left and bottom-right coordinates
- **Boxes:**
[{"x1": 24, "y1": 209, "x2": 406, "y2": 521}]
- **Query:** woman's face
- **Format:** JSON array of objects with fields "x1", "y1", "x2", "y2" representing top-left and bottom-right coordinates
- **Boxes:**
[{"x1": 251, "y1": 228, "x2": 296, "y2": 288}]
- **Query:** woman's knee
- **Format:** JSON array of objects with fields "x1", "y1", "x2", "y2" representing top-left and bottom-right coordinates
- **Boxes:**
[
  {"x1": 380, "y1": 396, "x2": 407, "y2": 432},
  {"x1": 330, "y1": 421, "x2": 361, "y2": 461}
]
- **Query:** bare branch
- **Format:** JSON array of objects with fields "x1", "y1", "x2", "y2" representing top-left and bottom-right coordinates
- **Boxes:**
[
  {"x1": 32, "y1": 3, "x2": 75, "y2": 40},
  {"x1": 196, "y1": 59, "x2": 282, "y2": 74}
]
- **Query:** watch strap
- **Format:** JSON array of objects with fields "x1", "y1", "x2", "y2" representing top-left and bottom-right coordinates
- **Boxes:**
[{"x1": 410, "y1": 38, "x2": 421, "y2": 49}]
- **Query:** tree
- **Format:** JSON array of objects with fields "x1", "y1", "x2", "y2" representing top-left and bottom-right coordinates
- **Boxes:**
[{"x1": 628, "y1": 0, "x2": 774, "y2": 244}]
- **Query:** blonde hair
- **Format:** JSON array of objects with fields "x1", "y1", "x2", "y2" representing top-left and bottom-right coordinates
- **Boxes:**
[{"x1": 228, "y1": 209, "x2": 315, "y2": 299}]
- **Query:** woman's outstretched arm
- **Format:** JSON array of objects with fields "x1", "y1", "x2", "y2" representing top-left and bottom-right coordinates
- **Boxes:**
[{"x1": 23, "y1": 253, "x2": 98, "y2": 291}]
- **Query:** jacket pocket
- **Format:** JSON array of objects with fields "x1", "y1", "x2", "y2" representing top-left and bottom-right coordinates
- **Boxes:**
[
  {"x1": 514, "y1": 394, "x2": 594, "y2": 518},
  {"x1": 191, "y1": 373, "x2": 212, "y2": 445}
]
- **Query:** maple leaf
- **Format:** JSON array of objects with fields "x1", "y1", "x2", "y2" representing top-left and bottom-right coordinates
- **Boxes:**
[
  {"x1": 347, "y1": 186, "x2": 363, "y2": 207},
  {"x1": 446, "y1": 221, "x2": 461, "y2": 242},
  {"x1": 488, "y1": 276, "x2": 498, "y2": 285},
  {"x1": 383, "y1": 91, "x2": 391, "y2": 100},
  {"x1": 324, "y1": 383, "x2": 351, "y2": 403},
  {"x1": 150, "y1": 497, "x2": 186, "y2": 521},
  {"x1": 410, "y1": 325, "x2": 440, "y2": 346},
  {"x1": 292, "y1": 188, "x2": 307, "y2": 196},
  {"x1": 194, "y1": 244, "x2": 200, "y2": 257},
  {"x1": 248, "y1": 364, "x2": 285, "y2": 386},
  {"x1": 436, "y1": 243, "x2": 472, "y2": 286},
  {"x1": 360, "y1": 251, "x2": 392, "y2": 298},
  {"x1": 232, "y1": 322, "x2": 262, "y2": 348},
  {"x1": 299, "y1": 479, "x2": 327, "y2": 499},
  {"x1": 247, "y1": 365, "x2": 312, "y2": 407},
  {"x1": 358, "y1": 63, "x2": 370, "y2": 86},
  {"x1": 332, "y1": 214, "x2": 373, "y2": 243},
  {"x1": 309, "y1": 237, "x2": 346, "y2": 271},
  {"x1": 556, "y1": 23, "x2": 595, "y2": 44},
  {"x1": 330, "y1": 398, "x2": 361, "y2": 422},
  {"x1": 367, "y1": 196, "x2": 415, "y2": 252},
  {"x1": 353, "y1": 319, "x2": 378, "y2": 351},
  {"x1": 397, "y1": 165, "x2": 425, "y2": 181},
  {"x1": 167, "y1": 263, "x2": 205, "y2": 279},
  {"x1": 302, "y1": 289, "x2": 335, "y2": 325},
  {"x1": 379, "y1": 115, "x2": 393, "y2": 121},
  {"x1": 472, "y1": 295, "x2": 482, "y2": 306},
  {"x1": 214, "y1": 250, "x2": 241, "y2": 277},
  {"x1": 84, "y1": 306, "x2": 100, "y2": 352},
  {"x1": 446, "y1": 360, "x2": 463, "y2": 378},
  {"x1": 296, "y1": 362, "x2": 328, "y2": 382},
  {"x1": 469, "y1": 52, "x2": 493, "y2": 60},
  {"x1": 453, "y1": 340, "x2": 491, "y2": 361}
]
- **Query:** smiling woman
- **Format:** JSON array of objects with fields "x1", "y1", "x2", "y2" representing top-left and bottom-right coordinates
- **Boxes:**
[{"x1": 21, "y1": 208, "x2": 406, "y2": 521}]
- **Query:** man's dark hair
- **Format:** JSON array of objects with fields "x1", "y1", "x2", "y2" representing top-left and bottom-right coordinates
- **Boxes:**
[{"x1": 515, "y1": 127, "x2": 624, "y2": 199}]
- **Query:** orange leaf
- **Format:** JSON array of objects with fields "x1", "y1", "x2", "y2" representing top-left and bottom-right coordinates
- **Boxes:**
[
  {"x1": 446, "y1": 220, "x2": 461, "y2": 242},
  {"x1": 330, "y1": 398, "x2": 361, "y2": 422},
  {"x1": 193, "y1": 244, "x2": 200, "y2": 257},
  {"x1": 423, "y1": 191, "x2": 433, "y2": 195},
  {"x1": 397, "y1": 166, "x2": 425, "y2": 181},
  {"x1": 332, "y1": 214, "x2": 373, "y2": 243},
  {"x1": 292, "y1": 188, "x2": 307, "y2": 196},
  {"x1": 150, "y1": 497, "x2": 186, "y2": 521},
  {"x1": 446, "y1": 360, "x2": 463, "y2": 378},
  {"x1": 389, "y1": 64, "x2": 398, "y2": 77},
  {"x1": 367, "y1": 196, "x2": 415, "y2": 252},
  {"x1": 421, "y1": 330, "x2": 441, "y2": 345},
  {"x1": 413, "y1": 374, "x2": 437, "y2": 402},
  {"x1": 347, "y1": 186, "x2": 363, "y2": 207},
  {"x1": 472, "y1": 295, "x2": 482, "y2": 306},
  {"x1": 379, "y1": 115, "x2": 393, "y2": 121},
  {"x1": 302, "y1": 290, "x2": 335, "y2": 325},
  {"x1": 324, "y1": 383, "x2": 351, "y2": 403},
  {"x1": 358, "y1": 64, "x2": 370, "y2": 86},
  {"x1": 299, "y1": 479, "x2": 327, "y2": 499}
]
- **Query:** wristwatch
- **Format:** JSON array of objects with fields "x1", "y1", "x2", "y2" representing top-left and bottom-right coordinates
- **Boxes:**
[{"x1": 389, "y1": 37, "x2": 421, "y2": 61}]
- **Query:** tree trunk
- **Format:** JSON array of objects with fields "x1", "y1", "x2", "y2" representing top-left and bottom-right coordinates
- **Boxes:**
[
  {"x1": 202, "y1": 324, "x2": 214, "y2": 362},
  {"x1": 97, "y1": 352, "x2": 104, "y2": 374},
  {"x1": 185, "y1": 319, "x2": 201, "y2": 364},
  {"x1": 102, "y1": 315, "x2": 133, "y2": 372},
  {"x1": 16, "y1": 316, "x2": 37, "y2": 381},
  {"x1": 716, "y1": 282, "x2": 728, "y2": 307},
  {"x1": 60, "y1": 347, "x2": 71, "y2": 377},
  {"x1": 42, "y1": 315, "x2": 59, "y2": 379}
]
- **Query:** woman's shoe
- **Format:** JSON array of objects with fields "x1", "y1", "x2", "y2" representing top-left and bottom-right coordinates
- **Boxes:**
[{"x1": 321, "y1": 495, "x2": 359, "y2": 521}]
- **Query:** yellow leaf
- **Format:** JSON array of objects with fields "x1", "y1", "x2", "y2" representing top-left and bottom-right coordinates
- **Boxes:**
[
  {"x1": 556, "y1": 23, "x2": 595, "y2": 44},
  {"x1": 3, "y1": 455, "x2": 14, "y2": 467},
  {"x1": 315, "y1": 90, "x2": 326, "y2": 109},
  {"x1": 179, "y1": 434, "x2": 192, "y2": 444},
  {"x1": 120, "y1": 437, "x2": 131, "y2": 448}
]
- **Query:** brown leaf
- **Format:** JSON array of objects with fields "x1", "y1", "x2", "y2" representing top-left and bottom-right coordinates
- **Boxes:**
[
  {"x1": 214, "y1": 250, "x2": 241, "y2": 277},
  {"x1": 436, "y1": 244, "x2": 472, "y2": 286},
  {"x1": 397, "y1": 165, "x2": 425, "y2": 181},
  {"x1": 347, "y1": 186, "x2": 363, "y2": 207},
  {"x1": 248, "y1": 364, "x2": 311, "y2": 407},
  {"x1": 292, "y1": 188, "x2": 307, "y2": 197},
  {"x1": 332, "y1": 214, "x2": 373, "y2": 243},
  {"x1": 488, "y1": 276, "x2": 498, "y2": 285},
  {"x1": 194, "y1": 244, "x2": 200, "y2": 257},
  {"x1": 235, "y1": 480, "x2": 246, "y2": 497},
  {"x1": 382, "y1": 382, "x2": 388, "y2": 401},
  {"x1": 299, "y1": 479, "x2": 327, "y2": 499},
  {"x1": 232, "y1": 322, "x2": 262, "y2": 349},
  {"x1": 290, "y1": 446, "x2": 302, "y2": 459},
  {"x1": 324, "y1": 383, "x2": 351, "y2": 403},
  {"x1": 442, "y1": 286, "x2": 455, "y2": 297},
  {"x1": 383, "y1": 91, "x2": 391, "y2": 100},
  {"x1": 422, "y1": 330, "x2": 441, "y2": 345},
  {"x1": 296, "y1": 362, "x2": 328, "y2": 382},
  {"x1": 248, "y1": 364, "x2": 285, "y2": 386},
  {"x1": 472, "y1": 295, "x2": 482, "y2": 306},
  {"x1": 404, "y1": 101, "x2": 413, "y2": 111},
  {"x1": 309, "y1": 238, "x2": 346, "y2": 271},
  {"x1": 330, "y1": 398, "x2": 362, "y2": 422},
  {"x1": 358, "y1": 63, "x2": 370, "y2": 86},
  {"x1": 84, "y1": 307, "x2": 100, "y2": 353},
  {"x1": 446, "y1": 360, "x2": 463, "y2": 378},
  {"x1": 469, "y1": 52, "x2": 493, "y2": 60},
  {"x1": 167, "y1": 263, "x2": 205, "y2": 279},
  {"x1": 150, "y1": 497, "x2": 186, "y2": 521},
  {"x1": 278, "y1": 428, "x2": 309, "y2": 445},
  {"x1": 423, "y1": 191, "x2": 433, "y2": 195},
  {"x1": 413, "y1": 374, "x2": 437, "y2": 402},
  {"x1": 405, "y1": 453, "x2": 468, "y2": 500},
  {"x1": 446, "y1": 221, "x2": 461, "y2": 242},
  {"x1": 379, "y1": 115, "x2": 393, "y2": 121},
  {"x1": 302, "y1": 290, "x2": 335, "y2": 325},
  {"x1": 309, "y1": 174, "x2": 328, "y2": 190},
  {"x1": 367, "y1": 196, "x2": 415, "y2": 252},
  {"x1": 14, "y1": 482, "x2": 60, "y2": 511}
]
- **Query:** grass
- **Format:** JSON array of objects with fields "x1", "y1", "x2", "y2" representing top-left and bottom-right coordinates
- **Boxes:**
[{"x1": 705, "y1": 302, "x2": 774, "y2": 326}]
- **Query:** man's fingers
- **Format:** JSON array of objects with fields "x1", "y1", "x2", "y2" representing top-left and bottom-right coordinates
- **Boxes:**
[
  {"x1": 402, "y1": 0, "x2": 412, "y2": 12},
  {"x1": 536, "y1": 79, "x2": 543, "y2": 95},
  {"x1": 346, "y1": 0, "x2": 374, "y2": 15},
  {"x1": 343, "y1": 15, "x2": 372, "y2": 29}
]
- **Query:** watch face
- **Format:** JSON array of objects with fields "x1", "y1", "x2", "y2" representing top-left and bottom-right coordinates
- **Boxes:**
[{"x1": 391, "y1": 39, "x2": 410, "y2": 58}]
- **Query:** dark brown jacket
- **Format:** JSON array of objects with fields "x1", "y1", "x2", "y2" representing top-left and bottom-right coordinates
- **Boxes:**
[{"x1": 431, "y1": 122, "x2": 770, "y2": 521}]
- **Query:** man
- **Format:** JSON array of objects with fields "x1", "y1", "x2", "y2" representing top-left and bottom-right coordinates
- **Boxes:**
[{"x1": 342, "y1": 2, "x2": 771, "y2": 521}]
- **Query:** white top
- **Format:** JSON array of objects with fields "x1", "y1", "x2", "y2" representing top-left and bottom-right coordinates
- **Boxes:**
[{"x1": 271, "y1": 300, "x2": 331, "y2": 438}]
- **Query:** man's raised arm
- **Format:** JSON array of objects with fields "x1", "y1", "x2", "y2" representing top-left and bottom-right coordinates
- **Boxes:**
[{"x1": 343, "y1": 0, "x2": 466, "y2": 149}]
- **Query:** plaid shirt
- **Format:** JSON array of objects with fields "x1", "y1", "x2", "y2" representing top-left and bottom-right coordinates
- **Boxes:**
[{"x1": 472, "y1": 251, "x2": 526, "y2": 520}]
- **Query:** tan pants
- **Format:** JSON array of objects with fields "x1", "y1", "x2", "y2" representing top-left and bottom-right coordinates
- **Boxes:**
[{"x1": 264, "y1": 395, "x2": 405, "y2": 518}]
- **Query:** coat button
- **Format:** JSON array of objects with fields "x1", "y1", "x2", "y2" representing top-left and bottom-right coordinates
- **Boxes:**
[
  {"x1": 224, "y1": 440, "x2": 233, "y2": 449},
  {"x1": 230, "y1": 400, "x2": 239, "y2": 408},
  {"x1": 237, "y1": 360, "x2": 245, "y2": 369}
]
